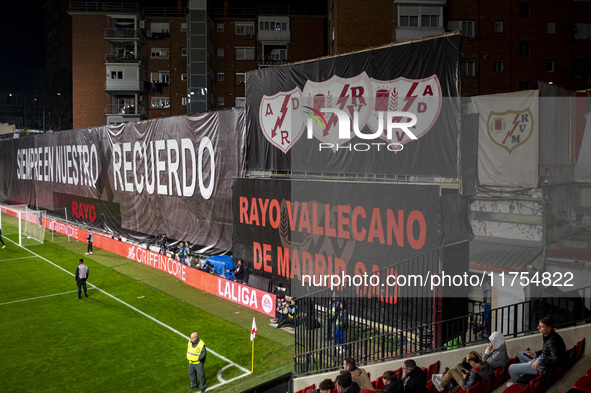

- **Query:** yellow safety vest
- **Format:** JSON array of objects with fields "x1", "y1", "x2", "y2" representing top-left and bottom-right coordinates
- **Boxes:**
[{"x1": 187, "y1": 339, "x2": 205, "y2": 363}]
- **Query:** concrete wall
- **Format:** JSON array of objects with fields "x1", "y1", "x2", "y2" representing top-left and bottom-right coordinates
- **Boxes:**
[{"x1": 293, "y1": 323, "x2": 591, "y2": 391}]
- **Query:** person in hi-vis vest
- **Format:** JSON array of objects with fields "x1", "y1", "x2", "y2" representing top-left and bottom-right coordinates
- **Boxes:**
[{"x1": 187, "y1": 332, "x2": 207, "y2": 392}]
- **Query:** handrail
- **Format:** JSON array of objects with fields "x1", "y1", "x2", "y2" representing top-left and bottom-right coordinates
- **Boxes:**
[{"x1": 294, "y1": 283, "x2": 591, "y2": 377}]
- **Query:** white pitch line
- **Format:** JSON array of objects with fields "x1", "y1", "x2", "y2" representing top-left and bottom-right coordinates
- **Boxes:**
[
  {"x1": 0, "y1": 256, "x2": 39, "y2": 262},
  {"x1": 0, "y1": 289, "x2": 94, "y2": 306},
  {"x1": 4, "y1": 237, "x2": 252, "y2": 386}
]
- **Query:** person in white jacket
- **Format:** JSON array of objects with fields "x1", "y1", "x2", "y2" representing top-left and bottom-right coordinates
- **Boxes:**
[{"x1": 482, "y1": 331, "x2": 509, "y2": 370}]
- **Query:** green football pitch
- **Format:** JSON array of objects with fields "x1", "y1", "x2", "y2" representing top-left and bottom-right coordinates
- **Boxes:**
[{"x1": 0, "y1": 214, "x2": 293, "y2": 393}]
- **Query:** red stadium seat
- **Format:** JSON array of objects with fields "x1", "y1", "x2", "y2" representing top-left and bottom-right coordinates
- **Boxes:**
[
  {"x1": 427, "y1": 361, "x2": 441, "y2": 380},
  {"x1": 575, "y1": 376, "x2": 591, "y2": 393},
  {"x1": 503, "y1": 384, "x2": 530, "y2": 393},
  {"x1": 577, "y1": 338, "x2": 586, "y2": 362},
  {"x1": 492, "y1": 367, "x2": 506, "y2": 390},
  {"x1": 372, "y1": 376, "x2": 385, "y2": 390},
  {"x1": 528, "y1": 374, "x2": 542, "y2": 393},
  {"x1": 296, "y1": 384, "x2": 316, "y2": 393},
  {"x1": 394, "y1": 367, "x2": 403, "y2": 380},
  {"x1": 480, "y1": 377, "x2": 492, "y2": 393}
]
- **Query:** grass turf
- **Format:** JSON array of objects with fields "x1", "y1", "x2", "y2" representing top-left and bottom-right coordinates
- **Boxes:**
[{"x1": 0, "y1": 213, "x2": 293, "y2": 393}]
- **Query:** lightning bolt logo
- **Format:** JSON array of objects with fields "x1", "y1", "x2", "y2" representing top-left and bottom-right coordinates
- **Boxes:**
[
  {"x1": 323, "y1": 84, "x2": 351, "y2": 136},
  {"x1": 270, "y1": 94, "x2": 291, "y2": 138},
  {"x1": 387, "y1": 82, "x2": 419, "y2": 137},
  {"x1": 502, "y1": 113, "x2": 521, "y2": 145}
]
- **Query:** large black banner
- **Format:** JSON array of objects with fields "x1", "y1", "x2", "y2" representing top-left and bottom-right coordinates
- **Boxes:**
[
  {"x1": 232, "y1": 178, "x2": 441, "y2": 296},
  {"x1": 245, "y1": 34, "x2": 460, "y2": 177},
  {"x1": 0, "y1": 109, "x2": 246, "y2": 252}
]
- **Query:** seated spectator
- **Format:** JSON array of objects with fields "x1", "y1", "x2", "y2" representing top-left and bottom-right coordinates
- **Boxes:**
[
  {"x1": 507, "y1": 316, "x2": 566, "y2": 386},
  {"x1": 343, "y1": 357, "x2": 375, "y2": 392},
  {"x1": 431, "y1": 351, "x2": 492, "y2": 392},
  {"x1": 401, "y1": 359, "x2": 427, "y2": 393},
  {"x1": 336, "y1": 371, "x2": 360, "y2": 393},
  {"x1": 482, "y1": 331, "x2": 509, "y2": 370},
  {"x1": 378, "y1": 370, "x2": 403, "y2": 393},
  {"x1": 318, "y1": 379, "x2": 336, "y2": 393},
  {"x1": 271, "y1": 298, "x2": 296, "y2": 328}
]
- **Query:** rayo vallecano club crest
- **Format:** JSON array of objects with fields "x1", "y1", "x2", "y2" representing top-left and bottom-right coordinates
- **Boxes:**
[
  {"x1": 259, "y1": 87, "x2": 305, "y2": 154},
  {"x1": 486, "y1": 109, "x2": 534, "y2": 153},
  {"x1": 258, "y1": 72, "x2": 442, "y2": 153}
]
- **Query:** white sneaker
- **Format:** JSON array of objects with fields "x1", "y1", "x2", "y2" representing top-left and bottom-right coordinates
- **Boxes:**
[
  {"x1": 506, "y1": 382, "x2": 513, "y2": 388},
  {"x1": 2, "y1": 245, "x2": 5, "y2": 249},
  {"x1": 431, "y1": 374, "x2": 444, "y2": 392},
  {"x1": 85, "y1": 252, "x2": 89, "y2": 255},
  {"x1": 90, "y1": 252, "x2": 93, "y2": 254}
]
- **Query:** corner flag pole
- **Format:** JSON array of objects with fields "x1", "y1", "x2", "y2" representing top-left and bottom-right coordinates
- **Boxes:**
[{"x1": 250, "y1": 317, "x2": 257, "y2": 373}]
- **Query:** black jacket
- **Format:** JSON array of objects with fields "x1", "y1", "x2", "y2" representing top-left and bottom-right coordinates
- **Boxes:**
[
  {"x1": 402, "y1": 367, "x2": 427, "y2": 393},
  {"x1": 383, "y1": 378, "x2": 404, "y2": 393},
  {"x1": 536, "y1": 329, "x2": 566, "y2": 369}
]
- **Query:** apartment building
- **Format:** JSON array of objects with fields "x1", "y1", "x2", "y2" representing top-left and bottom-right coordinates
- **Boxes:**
[
  {"x1": 65, "y1": 1, "x2": 325, "y2": 129},
  {"x1": 328, "y1": 0, "x2": 591, "y2": 94},
  {"x1": 68, "y1": 2, "x2": 188, "y2": 129}
]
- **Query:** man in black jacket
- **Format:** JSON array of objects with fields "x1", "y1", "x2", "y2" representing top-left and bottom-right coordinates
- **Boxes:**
[
  {"x1": 508, "y1": 316, "x2": 566, "y2": 384},
  {"x1": 401, "y1": 359, "x2": 427, "y2": 393}
]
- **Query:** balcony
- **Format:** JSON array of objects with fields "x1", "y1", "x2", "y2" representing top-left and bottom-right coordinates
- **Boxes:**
[
  {"x1": 257, "y1": 57, "x2": 290, "y2": 68},
  {"x1": 395, "y1": 27, "x2": 445, "y2": 42},
  {"x1": 105, "y1": 104, "x2": 146, "y2": 124},
  {"x1": 105, "y1": 28, "x2": 141, "y2": 40},
  {"x1": 257, "y1": 30, "x2": 291, "y2": 42},
  {"x1": 105, "y1": 54, "x2": 144, "y2": 64}
]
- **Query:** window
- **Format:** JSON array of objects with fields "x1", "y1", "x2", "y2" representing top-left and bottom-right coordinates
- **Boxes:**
[
  {"x1": 235, "y1": 23, "x2": 255, "y2": 36},
  {"x1": 399, "y1": 6, "x2": 441, "y2": 28},
  {"x1": 150, "y1": 23, "x2": 170, "y2": 33},
  {"x1": 217, "y1": 97, "x2": 225, "y2": 106},
  {"x1": 519, "y1": 3, "x2": 530, "y2": 17},
  {"x1": 217, "y1": 48, "x2": 224, "y2": 57},
  {"x1": 217, "y1": 23, "x2": 224, "y2": 32},
  {"x1": 151, "y1": 48, "x2": 169, "y2": 58},
  {"x1": 217, "y1": 72, "x2": 224, "y2": 81},
  {"x1": 460, "y1": 60, "x2": 476, "y2": 77},
  {"x1": 575, "y1": 23, "x2": 591, "y2": 39},
  {"x1": 547, "y1": 22, "x2": 556, "y2": 34},
  {"x1": 519, "y1": 81, "x2": 531, "y2": 90},
  {"x1": 546, "y1": 60, "x2": 555, "y2": 72},
  {"x1": 519, "y1": 41, "x2": 531, "y2": 56},
  {"x1": 235, "y1": 97, "x2": 246, "y2": 107},
  {"x1": 181, "y1": 23, "x2": 187, "y2": 31},
  {"x1": 448, "y1": 21, "x2": 474, "y2": 37},
  {"x1": 150, "y1": 71, "x2": 170, "y2": 83},
  {"x1": 110, "y1": 70, "x2": 123, "y2": 79},
  {"x1": 259, "y1": 20, "x2": 288, "y2": 31},
  {"x1": 151, "y1": 97, "x2": 170, "y2": 108},
  {"x1": 400, "y1": 15, "x2": 419, "y2": 27},
  {"x1": 236, "y1": 47, "x2": 255, "y2": 60},
  {"x1": 236, "y1": 73, "x2": 246, "y2": 85},
  {"x1": 421, "y1": 13, "x2": 440, "y2": 28},
  {"x1": 494, "y1": 21, "x2": 503, "y2": 33},
  {"x1": 494, "y1": 60, "x2": 504, "y2": 72},
  {"x1": 181, "y1": 48, "x2": 187, "y2": 56},
  {"x1": 181, "y1": 73, "x2": 187, "y2": 81}
]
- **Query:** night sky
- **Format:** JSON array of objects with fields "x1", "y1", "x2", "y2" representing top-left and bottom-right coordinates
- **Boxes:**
[{"x1": 0, "y1": 1, "x2": 45, "y2": 92}]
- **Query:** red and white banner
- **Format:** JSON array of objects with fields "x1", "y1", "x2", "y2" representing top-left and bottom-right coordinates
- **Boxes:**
[{"x1": 471, "y1": 90, "x2": 539, "y2": 188}]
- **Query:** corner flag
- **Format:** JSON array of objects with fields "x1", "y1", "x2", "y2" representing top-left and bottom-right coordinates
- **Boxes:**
[
  {"x1": 250, "y1": 317, "x2": 257, "y2": 373},
  {"x1": 250, "y1": 317, "x2": 257, "y2": 341}
]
